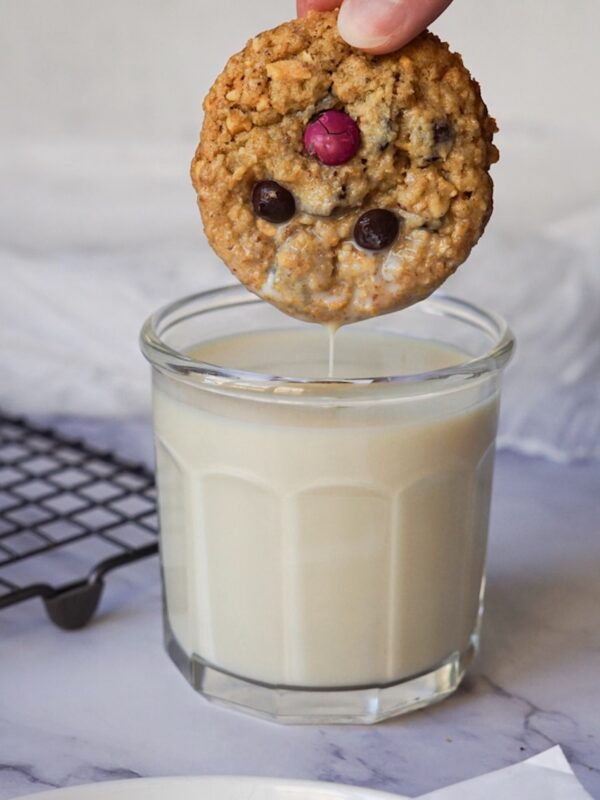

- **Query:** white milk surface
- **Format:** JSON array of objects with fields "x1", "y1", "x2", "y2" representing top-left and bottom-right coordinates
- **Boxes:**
[{"x1": 152, "y1": 328, "x2": 499, "y2": 688}]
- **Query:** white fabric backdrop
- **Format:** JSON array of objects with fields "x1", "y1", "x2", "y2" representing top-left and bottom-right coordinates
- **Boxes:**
[{"x1": 1, "y1": 1, "x2": 599, "y2": 461}]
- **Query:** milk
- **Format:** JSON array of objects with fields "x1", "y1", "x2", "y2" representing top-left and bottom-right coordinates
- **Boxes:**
[{"x1": 152, "y1": 327, "x2": 499, "y2": 689}]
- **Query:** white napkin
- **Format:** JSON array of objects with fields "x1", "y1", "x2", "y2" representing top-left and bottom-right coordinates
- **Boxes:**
[{"x1": 419, "y1": 747, "x2": 593, "y2": 800}]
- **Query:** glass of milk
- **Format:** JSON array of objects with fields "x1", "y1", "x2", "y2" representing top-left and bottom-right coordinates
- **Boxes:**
[{"x1": 141, "y1": 286, "x2": 514, "y2": 724}]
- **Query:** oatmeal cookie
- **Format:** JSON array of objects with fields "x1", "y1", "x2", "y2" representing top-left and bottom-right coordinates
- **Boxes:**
[{"x1": 191, "y1": 11, "x2": 498, "y2": 324}]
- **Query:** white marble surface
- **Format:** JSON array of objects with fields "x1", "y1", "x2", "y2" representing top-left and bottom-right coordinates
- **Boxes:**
[{"x1": 1, "y1": 420, "x2": 599, "y2": 800}]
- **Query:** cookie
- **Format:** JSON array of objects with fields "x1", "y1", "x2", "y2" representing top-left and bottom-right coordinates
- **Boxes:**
[{"x1": 191, "y1": 11, "x2": 498, "y2": 325}]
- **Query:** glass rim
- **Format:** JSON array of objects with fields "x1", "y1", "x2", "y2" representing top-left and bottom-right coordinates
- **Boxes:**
[{"x1": 140, "y1": 285, "x2": 515, "y2": 391}]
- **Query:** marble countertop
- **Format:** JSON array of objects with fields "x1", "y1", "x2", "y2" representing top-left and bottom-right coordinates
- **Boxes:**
[{"x1": 1, "y1": 420, "x2": 599, "y2": 800}]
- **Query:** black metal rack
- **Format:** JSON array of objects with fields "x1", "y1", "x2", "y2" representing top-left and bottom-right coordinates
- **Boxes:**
[{"x1": 0, "y1": 414, "x2": 158, "y2": 629}]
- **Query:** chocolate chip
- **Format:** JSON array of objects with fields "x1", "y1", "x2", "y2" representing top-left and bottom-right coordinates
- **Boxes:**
[
  {"x1": 433, "y1": 120, "x2": 453, "y2": 145},
  {"x1": 354, "y1": 210, "x2": 400, "y2": 251},
  {"x1": 251, "y1": 181, "x2": 296, "y2": 224}
]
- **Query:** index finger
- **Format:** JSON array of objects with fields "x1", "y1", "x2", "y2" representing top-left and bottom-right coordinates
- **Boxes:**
[{"x1": 297, "y1": 0, "x2": 341, "y2": 17}]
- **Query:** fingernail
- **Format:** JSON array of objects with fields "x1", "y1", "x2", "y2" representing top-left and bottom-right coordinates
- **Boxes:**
[{"x1": 338, "y1": 0, "x2": 409, "y2": 50}]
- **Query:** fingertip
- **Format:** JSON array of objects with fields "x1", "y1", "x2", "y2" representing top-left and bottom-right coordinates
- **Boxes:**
[
  {"x1": 298, "y1": 0, "x2": 342, "y2": 18},
  {"x1": 339, "y1": 0, "x2": 453, "y2": 54}
]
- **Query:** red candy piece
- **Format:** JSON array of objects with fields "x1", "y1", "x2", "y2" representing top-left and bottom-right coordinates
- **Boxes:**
[{"x1": 303, "y1": 110, "x2": 361, "y2": 166}]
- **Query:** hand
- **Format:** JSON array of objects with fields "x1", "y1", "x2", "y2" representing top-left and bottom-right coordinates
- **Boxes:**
[{"x1": 297, "y1": 0, "x2": 454, "y2": 54}]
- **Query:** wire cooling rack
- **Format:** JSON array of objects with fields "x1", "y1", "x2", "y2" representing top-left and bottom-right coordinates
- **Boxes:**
[{"x1": 0, "y1": 413, "x2": 158, "y2": 629}]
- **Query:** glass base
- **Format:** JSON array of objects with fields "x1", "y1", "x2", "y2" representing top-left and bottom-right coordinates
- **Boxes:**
[{"x1": 164, "y1": 617, "x2": 476, "y2": 725}]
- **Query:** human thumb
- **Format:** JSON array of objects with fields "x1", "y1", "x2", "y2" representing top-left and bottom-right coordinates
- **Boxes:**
[{"x1": 338, "y1": 0, "x2": 453, "y2": 54}]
